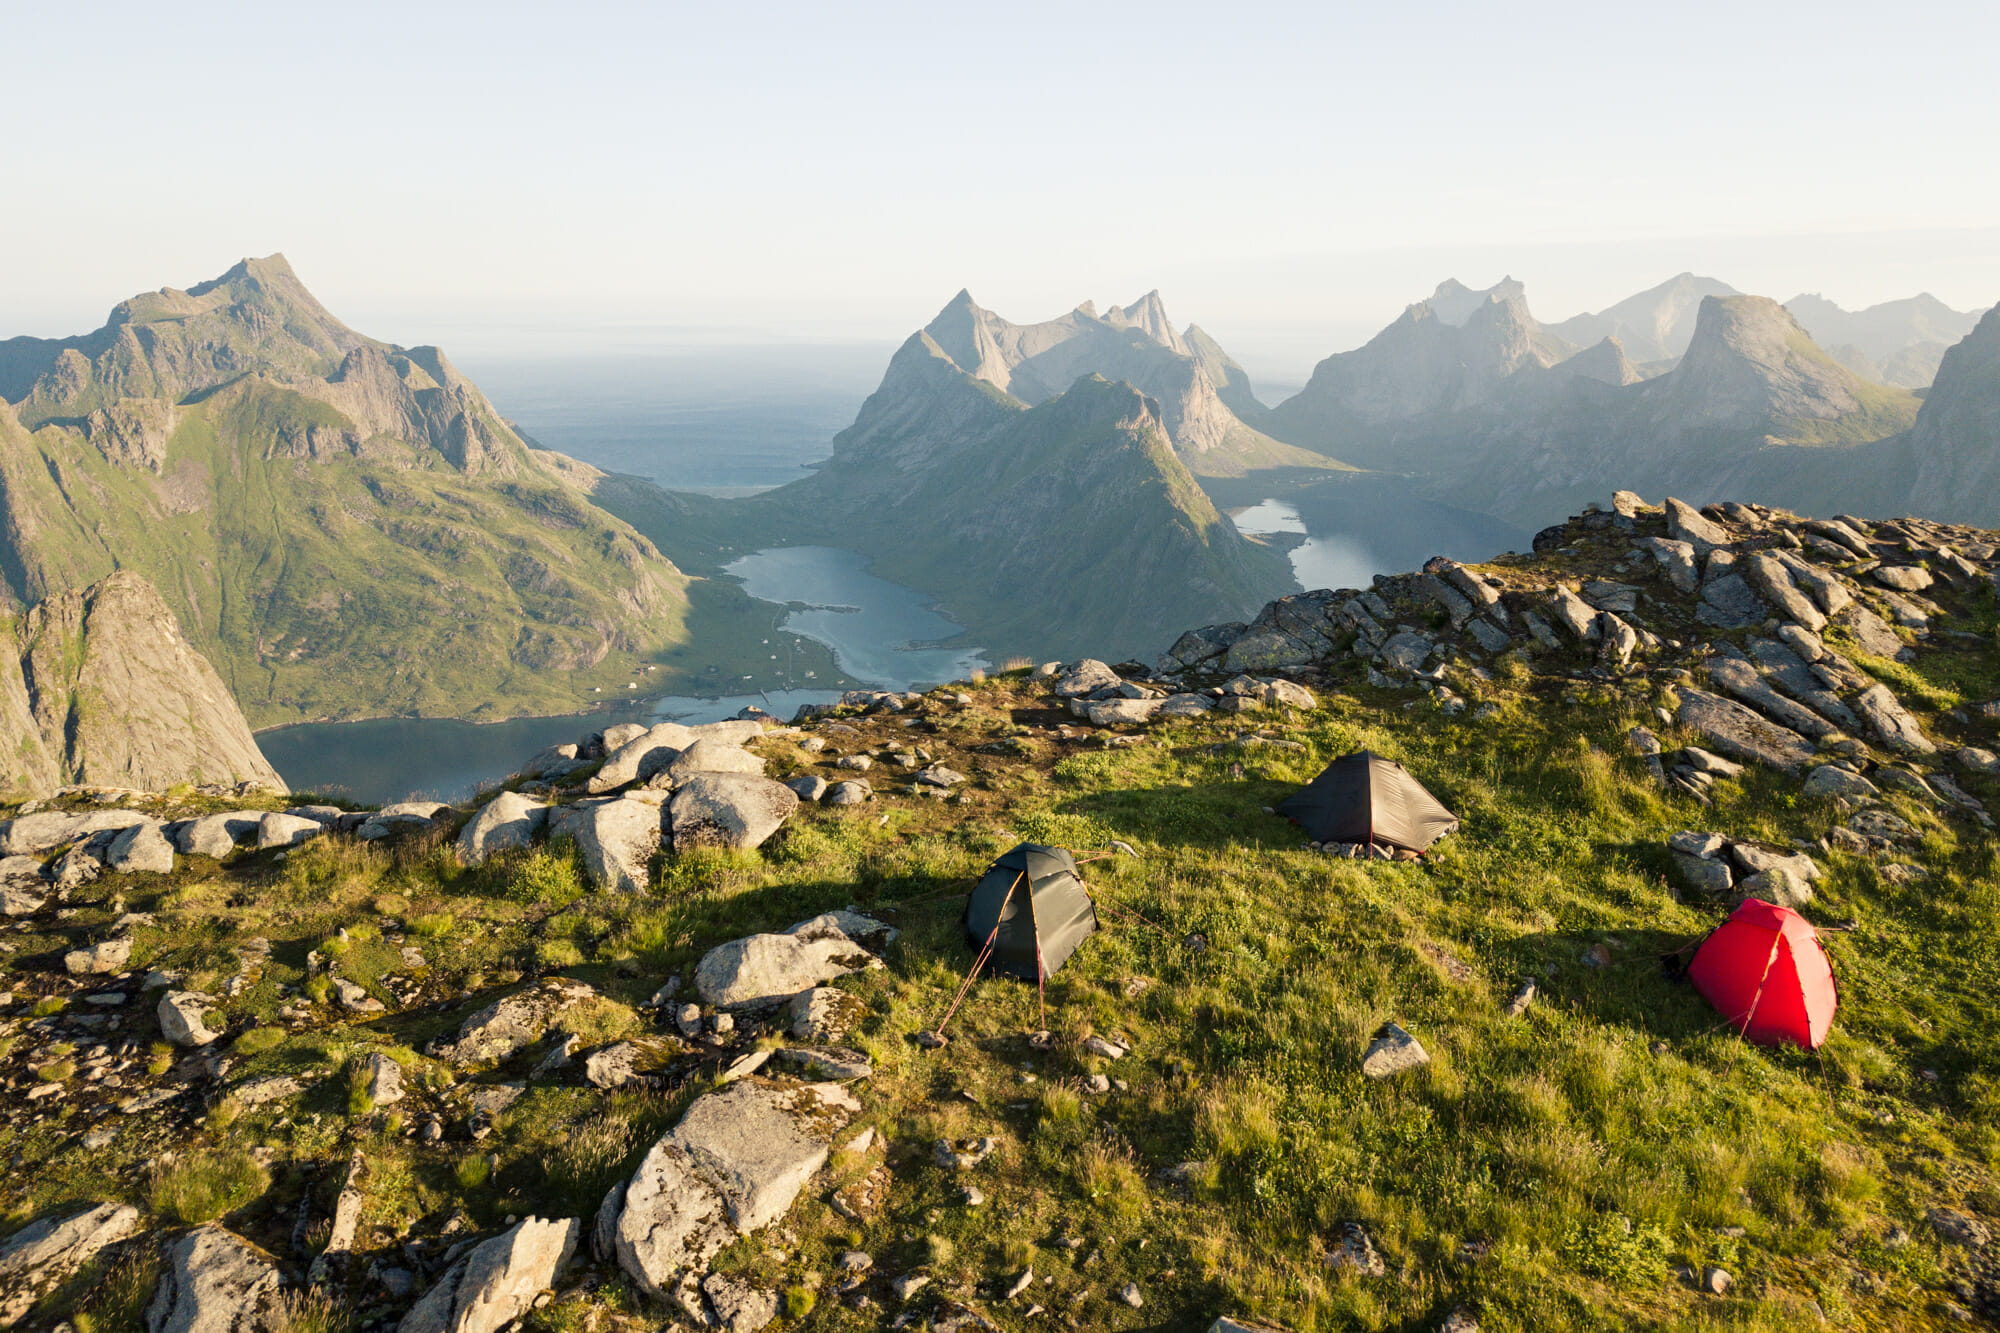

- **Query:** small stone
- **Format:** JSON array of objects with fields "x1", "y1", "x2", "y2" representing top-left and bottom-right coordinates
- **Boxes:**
[
  {"x1": 1928, "y1": 1208, "x2": 1992, "y2": 1249},
  {"x1": 1325, "y1": 1222, "x2": 1386, "y2": 1276},
  {"x1": 891, "y1": 1274, "x2": 929, "y2": 1301},
  {"x1": 1701, "y1": 1265, "x2": 1732, "y2": 1294},
  {"x1": 1083, "y1": 1073, "x2": 1111, "y2": 1094},
  {"x1": 1119, "y1": 1283, "x2": 1143, "y2": 1308},
  {"x1": 1360, "y1": 1023, "x2": 1429, "y2": 1079}
]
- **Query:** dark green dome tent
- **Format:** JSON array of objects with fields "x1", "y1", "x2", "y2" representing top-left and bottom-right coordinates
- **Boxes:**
[
  {"x1": 964, "y1": 843, "x2": 1099, "y2": 980},
  {"x1": 1276, "y1": 750, "x2": 1460, "y2": 852}
]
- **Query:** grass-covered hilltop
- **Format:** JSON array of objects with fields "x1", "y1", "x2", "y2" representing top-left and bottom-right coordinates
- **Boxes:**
[{"x1": 2, "y1": 493, "x2": 1999, "y2": 1332}]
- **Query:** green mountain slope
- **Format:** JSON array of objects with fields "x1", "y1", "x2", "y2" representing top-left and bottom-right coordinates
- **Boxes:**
[
  {"x1": 0, "y1": 258, "x2": 694, "y2": 724},
  {"x1": 811, "y1": 374, "x2": 1296, "y2": 661}
]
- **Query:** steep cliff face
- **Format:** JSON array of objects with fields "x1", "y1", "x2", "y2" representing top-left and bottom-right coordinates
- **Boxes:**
[
  {"x1": 1, "y1": 571, "x2": 282, "y2": 798},
  {"x1": 1906, "y1": 303, "x2": 2000, "y2": 521},
  {"x1": 0, "y1": 258, "x2": 691, "y2": 724}
]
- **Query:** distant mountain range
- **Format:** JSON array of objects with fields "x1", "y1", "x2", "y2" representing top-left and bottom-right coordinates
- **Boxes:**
[
  {"x1": 1255, "y1": 271, "x2": 1996, "y2": 529},
  {"x1": 595, "y1": 291, "x2": 1309, "y2": 663},
  {"x1": 5, "y1": 257, "x2": 1994, "y2": 701},
  {"x1": 0, "y1": 256, "x2": 693, "y2": 724}
]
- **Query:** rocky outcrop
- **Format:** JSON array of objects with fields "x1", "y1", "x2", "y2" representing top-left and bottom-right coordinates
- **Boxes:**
[
  {"x1": 605, "y1": 1079, "x2": 859, "y2": 1323},
  {"x1": 145, "y1": 1225, "x2": 284, "y2": 1333},
  {"x1": 0, "y1": 572, "x2": 282, "y2": 799},
  {"x1": 0, "y1": 1201, "x2": 142, "y2": 1325},
  {"x1": 399, "y1": 1216, "x2": 580, "y2": 1333},
  {"x1": 694, "y1": 914, "x2": 888, "y2": 1009},
  {"x1": 432, "y1": 978, "x2": 598, "y2": 1065},
  {"x1": 667, "y1": 775, "x2": 798, "y2": 852}
]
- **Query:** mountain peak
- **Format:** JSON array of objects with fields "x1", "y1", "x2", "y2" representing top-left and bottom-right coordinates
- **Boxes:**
[
  {"x1": 1655, "y1": 294, "x2": 1876, "y2": 428},
  {"x1": 1428, "y1": 277, "x2": 1528, "y2": 327},
  {"x1": 1102, "y1": 290, "x2": 1188, "y2": 355}
]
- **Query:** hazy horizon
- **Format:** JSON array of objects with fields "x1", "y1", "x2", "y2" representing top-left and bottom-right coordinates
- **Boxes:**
[{"x1": 6, "y1": 1, "x2": 1999, "y2": 383}]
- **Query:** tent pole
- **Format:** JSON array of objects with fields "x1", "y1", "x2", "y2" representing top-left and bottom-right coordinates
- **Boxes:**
[{"x1": 931, "y1": 871, "x2": 1026, "y2": 1041}]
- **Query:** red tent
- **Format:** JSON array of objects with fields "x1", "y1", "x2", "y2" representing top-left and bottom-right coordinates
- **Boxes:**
[{"x1": 1687, "y1": 900, "x2": 1838, "y2": 1050}]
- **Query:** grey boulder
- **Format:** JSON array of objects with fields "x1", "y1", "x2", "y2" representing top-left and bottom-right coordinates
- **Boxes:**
[
  {"x1": 65, "y1": 936, "x2": 134, "y2": 976},
  {"x1": 1853, "y1": 684, "x2": 1935, "y2": 754},
  {"x1": 145, "y1": 1225, "x2": 284, "y2": 1333},
  {"x1": 658, "y1": 739, "x2": 766, "y2": 786},
  {"x1": 694, "y1": 916, "x2": 883, "y2": 1009},
  {"x1": 432, "y1": 977, "x2": 599, "y2": 1065},
  {"x1": 159, "y1": 991, "x2": 220, "y2": 1047},
  {"x1": 107, "y1": 821, "x2": 176, "y2": 874},
  {"x1": 0, "y1": 1201, "x2": 142, "y2": 1326},
  {"x1": 668, "y1": 775, "x2": 799, "y2": 852},
  {"x1": 608, "y1": 1080, "x2": 859, "y2": 1317},
  {"x1": 176, "y1": 812, "x2": 261, "y2": 859},
  {"x1": 398, "y1": 1216, "x2": 581, "y2": 1333},
  {"x1": 587, "y1": 722, "x2": 700, "y2": 794},
  {"x1": 1052, "y1": 660, "x2": 1121, "y2": 698},
  {"x1": 549, "y1": 795, "x2": 665, "y2": 893},
  {"x1": 456, "y1": 791, "x2": 549, "y2": 867},
  {"x1": 255, "y1": 813, "x2": 323, "y2": 852}
]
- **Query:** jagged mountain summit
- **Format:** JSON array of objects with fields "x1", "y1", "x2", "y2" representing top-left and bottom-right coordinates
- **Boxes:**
[
  {"x1": 1262, "y1": 282, "x2": 1933, "y2": 526},
  {"x1": 0, "y1": 256, "x2": 692, "y2": 724},
  {"x1": 1424, "y1": 276, "x2": 1529, "y2": 326},
  {"x1": 1263, "y1": 281, "x2": 1579, "y2": 451},
  {"x1": 1785, "y1": 291, "x2": 1981, "y2": 389},
  {"x1": 881, "y1": 289, "x2": 1336, "y2": 476},
  {"x1": 1548, "y1": 272, "x2": 1740, "y2": 365},
  {"x1": 1, "y1": 571, "x2": 280, "y2": 797}
]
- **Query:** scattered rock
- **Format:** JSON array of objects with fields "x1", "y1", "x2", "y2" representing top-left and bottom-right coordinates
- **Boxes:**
[
  {"x1": 399, "y1": 1216, "x2": 582, "y2": 1333},
  {"x1": 65, "y1": 935, "x2": 134, "y2": 976},
  {"x1": 1929, "y1": 1208, "x2": 1992, "y2": 1249},
  {"x1": 456, "y1": 792, "x2": 549, "y2": 866},
  {"x1": 1360, "y1": 1023, "x2": 1429, "y2": 1079},
  {"x1": 1325, "y1": 1222, "x2": 1386, "y2": 1276},
  {"x1": 668, "y1": 774, "x2": 799, "y2": 852},
  {"x1": 433, "y1": 978, "x2": 599, "y2": 1065},
  {"x1": 1677, "y1": 688, "x2": 1817, "y2": 771},
  {"x1": 0, "y1": 1201, "x2": 143, "y2": 1326},
  {"x1": 1853, "y1": 684, "x2": 1935, "y2": 754},
  {"x1": 362, "y1": 1052, "x2": 405, "y2": 1107},
  {"x1": 159, "y1": 991, "x2": 220, "y2": 1047},
  {"x1": 146, "y1": 1225, "x2": 285, "y2": 1333}
]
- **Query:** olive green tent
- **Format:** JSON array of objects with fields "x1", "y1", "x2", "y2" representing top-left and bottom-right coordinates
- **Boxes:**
[
  {"x1": 964, "y1": 843, "x2": 1098, "y2": 980},
  {"x1": 1276, "y1": 750, "x2": 1459, "y2": 852}
]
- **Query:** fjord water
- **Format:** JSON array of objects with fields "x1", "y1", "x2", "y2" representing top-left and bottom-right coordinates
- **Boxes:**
[
  {"x1": 724, "y1": 546, "x2": 989, "y2": 688},
  {"x1": 259, "y1": 689, "x2": 841, "y2": 806},
  {"x1": 1227, "y1": 474, "x2": 1529, "y2": 591}
]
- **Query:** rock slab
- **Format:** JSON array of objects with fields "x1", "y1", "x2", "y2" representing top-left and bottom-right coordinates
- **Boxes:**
[{"x1": 398, "y1": 1216, "x2": 581, "y2": 1333}]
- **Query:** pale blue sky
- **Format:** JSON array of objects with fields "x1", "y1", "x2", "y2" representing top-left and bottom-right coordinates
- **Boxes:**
[{"x1": 7, "y1": 0, "x2": 1997, "y2": 376}]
